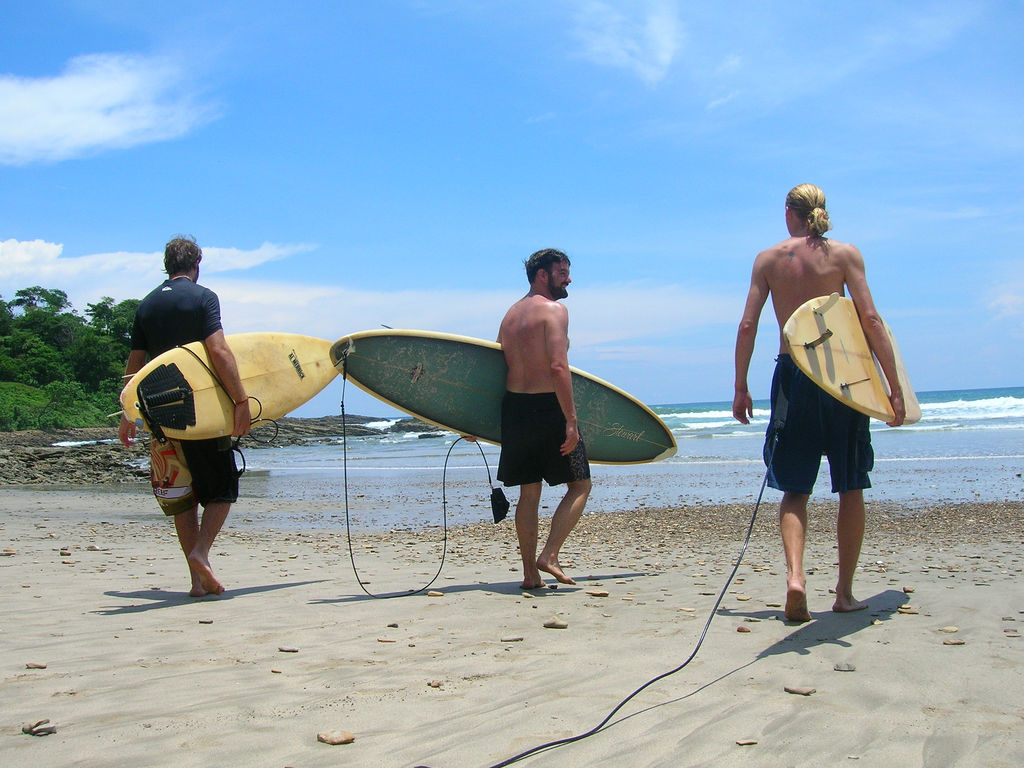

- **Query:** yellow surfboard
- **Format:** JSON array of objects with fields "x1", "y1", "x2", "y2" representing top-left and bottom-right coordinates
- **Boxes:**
[
  {"x1": 783, "y1": 294, "x2": 921, "y2": 424},
  {"x1": 121, "y1": 333, "x2": 338, "y2": 440}
]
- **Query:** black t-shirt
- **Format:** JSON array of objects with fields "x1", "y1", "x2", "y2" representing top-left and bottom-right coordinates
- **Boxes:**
[{"x1": 131, "y1": 277, "x2": 223, "y2": 357}]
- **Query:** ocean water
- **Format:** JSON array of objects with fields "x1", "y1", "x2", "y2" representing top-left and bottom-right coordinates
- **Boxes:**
[{"x1": 237, "y1": 387, "x2": 1024, "y2": 530}]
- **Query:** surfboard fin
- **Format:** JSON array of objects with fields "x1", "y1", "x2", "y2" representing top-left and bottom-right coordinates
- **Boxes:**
[
  {"x1": 813, "y1": 292, "x2": 842, "y2": 316},
  {"x1": 802, "y1": 328, "x2": 833, "y2": 349}
]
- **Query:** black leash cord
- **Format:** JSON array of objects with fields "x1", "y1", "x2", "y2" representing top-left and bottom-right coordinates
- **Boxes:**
[
  {"x1": 340, "y1": 373, "x2": 492, "y2": 599},
  {"x1": 416, "y1": 430, "x2": 783, "y2": 768}
]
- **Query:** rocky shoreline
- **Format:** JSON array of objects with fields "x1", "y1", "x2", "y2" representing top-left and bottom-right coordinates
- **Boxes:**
[{"x1": 0, "y1": 414, "x2": 440, "y2": 486}]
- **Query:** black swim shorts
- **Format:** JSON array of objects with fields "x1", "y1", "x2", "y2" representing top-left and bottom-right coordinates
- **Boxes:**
[
  {"x1": 179, "y1": 436, "x2": 240, "y2": 507},
  {"x1": 497, "y1": 392, "x2": 590, "y2": 487},
  {"x1": 763, "y1": 355, "x2": 873, "y2": 495}
]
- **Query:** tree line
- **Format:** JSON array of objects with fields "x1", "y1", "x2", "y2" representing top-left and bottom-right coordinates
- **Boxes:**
[{"x1": 0, "y1": 286, "x2": 139, "y2": 430}]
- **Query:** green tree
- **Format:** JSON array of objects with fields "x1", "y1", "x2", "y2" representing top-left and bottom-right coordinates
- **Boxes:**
[
  {"x1": 0, "y1": 295, "x2": 13, "y2": 336},
  {"x1": 3, "y1": 329, "x2": 72, "y2": 386},
  {"x1": 10, "y1": 286, "x2": 72, "y2": 313},
  {"x1": 2, "y1": 287, "x2": 141, "y2": 429}
]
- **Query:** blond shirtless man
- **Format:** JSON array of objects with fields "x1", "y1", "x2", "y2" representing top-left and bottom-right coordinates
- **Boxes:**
[
  {"x1": 496, "y1": 249, "x2": 591, "y2": 589},
  {"x1": 733, "y1": 185, "x2": 906, "y2": 622}
]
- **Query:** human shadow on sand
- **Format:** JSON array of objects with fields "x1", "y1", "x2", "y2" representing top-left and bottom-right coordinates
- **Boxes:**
[
  {"x1": 94, "y1": 580, "x2": 329, "y2": 615},
  {"x1": 310, "y1": 571, "x2": 649, "y2": 603},
  {"x1": 717, "y1": 588, "x2": 910, "y2": 657}
]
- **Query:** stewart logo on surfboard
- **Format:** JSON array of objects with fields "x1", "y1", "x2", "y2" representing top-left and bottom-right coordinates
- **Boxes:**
[
  {"x1": 288, "y1": 350, "x2": 306, "y2": 379},
  {"x1": 602, "y1": 423, "x2": 645, "y2": 442}
]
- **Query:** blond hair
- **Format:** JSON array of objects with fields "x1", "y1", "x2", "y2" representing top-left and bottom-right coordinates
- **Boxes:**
[{"x1": 786, "y1": 183, "x2": 831, "y2": 237}]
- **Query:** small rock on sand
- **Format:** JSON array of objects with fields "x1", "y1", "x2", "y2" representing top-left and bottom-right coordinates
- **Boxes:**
[
  {"x1": 317, "y1": 730, "x2": 355, "y2": 745},
  {"x1": 25, "y1": 662, "x2": 47, "y2": 669},
  {"x1": 586, "y1": 590, "x2": 609, "y2": 597},
  {"x1": 543, "y1": 618, "x2": 568, "y2": 629},
  {"x1": 427, "y1": 590, "x2": 444, "y2": 597},
  {"x1": 784, "y1": 686, "x2": 816, "y2": 696}
]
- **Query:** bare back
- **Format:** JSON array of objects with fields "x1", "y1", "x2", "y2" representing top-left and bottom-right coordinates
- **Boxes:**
[
  {"x1": 757, "y1": 236, "x2": 861, "y2": 352},
  {"x1": 498, "y1": 294, "x2": 569, "y2": 393}
]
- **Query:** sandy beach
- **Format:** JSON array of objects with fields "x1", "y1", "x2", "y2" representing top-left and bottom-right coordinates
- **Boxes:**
[{"x1": 2, "y1": 480, "x2": 1023, "y2": 767}]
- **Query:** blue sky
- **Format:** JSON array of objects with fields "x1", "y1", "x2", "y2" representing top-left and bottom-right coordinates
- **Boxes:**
[{"x1": 2, "y1": 1, "x2": 1022, "y2": 418}]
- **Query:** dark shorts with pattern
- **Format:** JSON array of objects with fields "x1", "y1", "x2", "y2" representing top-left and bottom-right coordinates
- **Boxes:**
[
  {"x1": 764, "y1": 355, "x2": 873, "y2": 495},
  {"x1": 149, "y1": 436, "x2": 239, "y2": 516},
  {"x1": 497, "y1": 392, "x2": 591, "y2": 487}
]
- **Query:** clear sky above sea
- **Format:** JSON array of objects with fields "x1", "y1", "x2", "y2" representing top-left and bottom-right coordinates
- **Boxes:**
[{"x1": 2, "y1": 1, "x2": 1022, "y2": 418}]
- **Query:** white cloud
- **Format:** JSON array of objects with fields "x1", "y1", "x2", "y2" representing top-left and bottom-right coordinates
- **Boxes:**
[
  {"x1": 0, "y1": 239, "x2": 315, "y2": 306},
  {"x1": 0, "y1": 53, "x2": 218, "y2": 165},
  {"x1": 202, "y1": 243, "x2": 318, "y2": 273},
  {"x1": 570, "y1": 0, "x2": 683, "y2": 85},
  {"x1": 990, "y1": 283, "x2": 1024, "y2": 320}
]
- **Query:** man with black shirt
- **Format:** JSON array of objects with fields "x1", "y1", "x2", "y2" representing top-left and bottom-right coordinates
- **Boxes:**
[{"x1": 119, "y1": 236, "x2": 250, "y2": 596}]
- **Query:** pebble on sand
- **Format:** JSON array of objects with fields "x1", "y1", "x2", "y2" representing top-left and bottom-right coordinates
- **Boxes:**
[
  {"x1": 543, "y1": 618, "x2": 568, "y2": 629},
  {"x1": 586, "y1": 590, "x2": 610, "y2": 597},
  {"x1": 736, "y1": 739, "x2": 758, "y2": 746},
  {"x1": 427, "y1": 590, "x2": 444, "y2": 597},
  {"x1": 25, "y1": 662, "x2": 47, "y2": 669},
  {"x1": 833, "y1": 662, "x2": 856, "y2": 672},
  {"x1": 278, "y1": 647, "x2": 299, "y2": 653},
  {"x1": 784, "y1": 686, "x2": 816, "y2": 696},
  {"x1": 938, "y1": 626, "x2": 959, "y2": 633},
  {"x1": 22, "y1": 719, "x2": 57, "y2": 736},
  {"x1": 317, "y1": 730, "x2": 355, "y2": 745}
]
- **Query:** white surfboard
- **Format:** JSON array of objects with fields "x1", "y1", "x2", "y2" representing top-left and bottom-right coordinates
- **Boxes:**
[{"x1": 783, "y1": 294, "x2": 921, "y2": 424}]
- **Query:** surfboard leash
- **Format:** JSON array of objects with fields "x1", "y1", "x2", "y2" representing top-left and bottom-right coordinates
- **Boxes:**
[
  {"x1": 415, "y1": 427, "x2": 786, "y2": 768},
  {"x1": 337, "y1": 370, "x2": 447, "y2": 599}
]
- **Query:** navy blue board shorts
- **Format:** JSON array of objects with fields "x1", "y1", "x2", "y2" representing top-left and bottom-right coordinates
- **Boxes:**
[
  {"x1": 497, "y1": 392, "x2": 591, "y2": 487},
  {"x1": 764, "y1": 355, "x2": 873, "y2": 495}
]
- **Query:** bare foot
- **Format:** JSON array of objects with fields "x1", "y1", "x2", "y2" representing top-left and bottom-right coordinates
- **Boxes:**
[
  {"x1": 520, "y1": 581, "x2": 545, "y2": 590},
  {"x1": 785, "y1": 586, "x2": 811, "y2": 623},
  {"x1": 188, "y1": 580, "x2": 208, "y2": 598},
  {"x1": 832, "y1": 595, "x2": 868, "y2": 613},
  {"x1": 187, "y1": 551, "x2": 224, "y2": 595},
  {"x1": 537, "y1": 557, "x2": 576, "y2": 586}
]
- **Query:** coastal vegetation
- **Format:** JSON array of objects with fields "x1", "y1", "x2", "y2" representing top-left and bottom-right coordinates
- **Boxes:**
[{"x1": 0, "y1": 287, "x2": 137, "y2": 430}]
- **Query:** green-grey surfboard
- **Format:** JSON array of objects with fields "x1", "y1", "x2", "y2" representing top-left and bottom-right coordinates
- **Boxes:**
[{"x1": 330, "y1": 329, "x2": 676, "y2": 464}]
